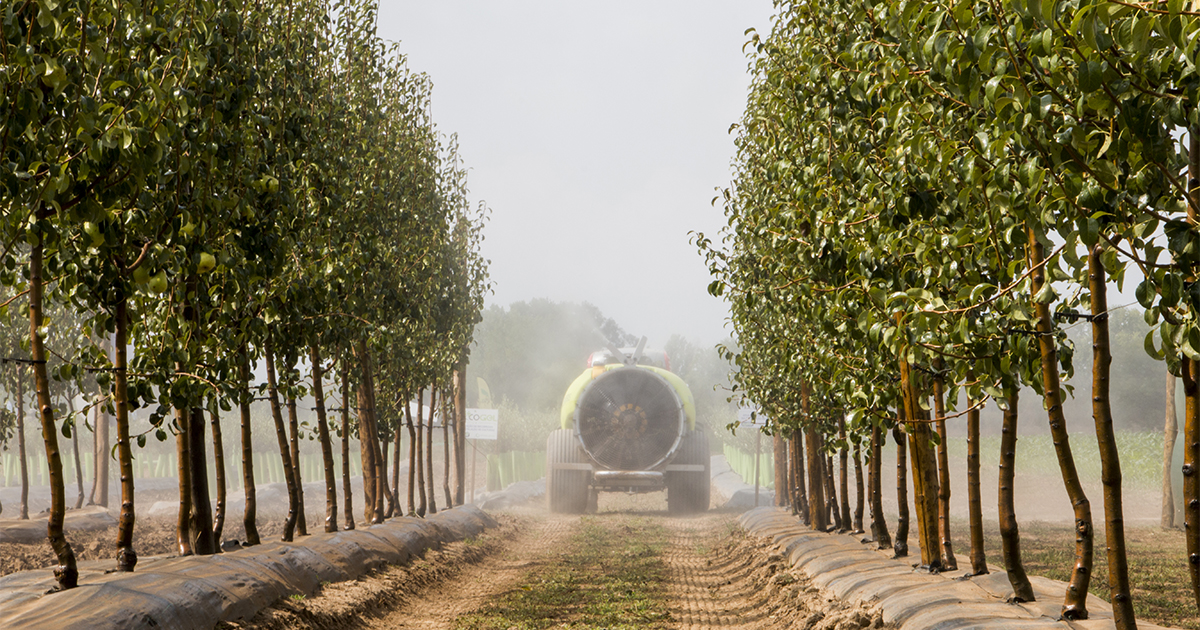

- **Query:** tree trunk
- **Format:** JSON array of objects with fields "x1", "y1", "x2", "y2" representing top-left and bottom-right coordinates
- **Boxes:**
[
  {"x1": 999, "y1": 385, "x2": 1036, "y2": 602},
  {"x1": 406, "y1": 390, "x2": 418, "y2": 516},
  {"x1": 17, "y1": 371, "x2": 28, "y2": 520},
  {"x1": 1184, "y1": 356, "x2": 1200, "y2": 610},
  {"x1": 932, "y1": 364, "x2": 956, "y2": 571},
  {"x1": 339, "y1": 357, "x2": 355, "y2": 531},
  {"x1": 870, "y1": 424, "x2": 890, "y2": 549},
  {"x1": 967, "y1": 389, "x2": 987, "y2": 576},
  {"x1": 1089, "y1": 245, "x2": 1137, "y2": 629},
  {"x1": 187, "y1": 406, "x2": 216, "y2": 555},
  {"x1": 1185, "y1": 126, "x2": 1200, "y2": 612},
  {"x1": 68, "y1": 396, "x2": 83, "y2": 510},
  {"x1": 426, "y1": 387, "x2": 438, "y2": 515},
  {"x1": 174, "y1": 406, "x2": 194, "y2": 556},
  {"x1": 442, "y1": 387, "x2": 452, "y2": 508},
  {"x1": 892, "y1": 424, "x2": 909, "y2": 558},
  {"x1": 265, "y1": 340, "x2": 299, "y2": 542},
  {"x1": 210, "y1": 407, "x2": 226, "y2": 544},
  {"x1": 1028, "y1": 224, "x2": 1093, "y2": 620},
  {"x1": 838, "y1": 416, "x2": 852, "y2": 531},
  {"x1": 29, "y1": 232, "x2": 78, "y2": 590},
  {"x1": 356, "y1": 341, "x2": 385, "y2": 523},
  {"x1": 310, "y1": 345, "x2": 338, "y2": 533},
  {"x1": 825, "y1": 453, "x2": 840, "y2": 530},
  {"x1": 114, "y1": 299, "x2": 137, "y2": 569},
  {"x1": 89, "y1": 354, "x2": 110, "y2": 508},
  {"x1": 1164, "y1": 368, "x2": 1179, "y2": 530},
  {"x1": 381, "y1": 426, "x2": 394, "y2": 518},
  {"x1": 774, "y1": 431, "x2": 789, "y2": 509},
  {"x1": 355, "y1": 362, "x2": 377, "y2": 525},
  {"x1": 415, "y1": 388, "x2": 427, "y2": 517},
  {"x1": 790, "y1": 429, "x2": 808, "y2": 524},
  {"x1": 453, "y1": 360, "x2": 467, "y2": 506},
  {"x1": 898, "y1": 355, "x2": 939, "y2": 569},
  {"x1": 285, "y1": 392, "x2": 307, "y2": 537},
  {"x1": 239, "y1": 343, "x2": 260, "y2": 546},
  {"x1": 805, "y1": 427, "x2": 826, "y2": 531},
  {"x1": 392, "y1": 407, "x2": 403, "y2": 515},
  {"x1": 852, "y1": 440, "x2": 865, "y2": 534}
]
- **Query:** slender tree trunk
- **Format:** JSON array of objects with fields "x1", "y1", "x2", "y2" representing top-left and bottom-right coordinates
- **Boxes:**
[
  {"x1": 1028, "y1": 224, "x2": 1093, "y2": 620},
  {"x1": 29, "y1": 232, "x2": 78, "y2": 590},
  {"x1": 187, "y1": 407, "x2": 216, "y2": 555},
  {"x1": 442, "y1": 387, "x2": 452, "y2": 508},
  {"x1": 790, "y1": 429, "x2": 808, "y2": 524},
  {"x1": 415, "y1": 388, "x2": 427, "y2": 517},
  {"x1": 426, "y1": 387, "x2": 438, "y2": 515},
  {"x1": 801, "y1": 382, "x2": 825, "y2": 531},
  {"x1": 406, "y1": 390, "x2": 418, "y2": 516},
  {"x1": 89, "y1": 351, "x2": 110, "y2": 508},
  {"x1": 286, "y1": 393, "x2": 307, "y2": 537},
  {"x1": 967, "y1": 390, "x2": 987, "y2": 576},
  {"x1": 310, "y1": 345, "x2": 337, "y2": 533},
  {"x1": 174, "y1": 407, "x2": 194, "y2": 556},
  {"x1": 68, "y1": 396, "x2": 83, "y2": 510},
  {"x1": 893, "y1": 424, "x2": 910, "y2": 558},
  {"x1": 381, "y1": 425, "x2": 394, "y2": 519},
  {"x1": 1184, "y1": 356, "x2": 1200, "y2": 610},
  {"x1": 114, "y1": 300, "x2": 137, "y2": 569},
  {"x1": 339, "y1": 357, "x2": 355, "y2": 531},
  {"x1": 1089, "y1": 245, "x2": 1137, "y2": 629},
  {"x1": 999, "y1": 385, "x2": 1036, "y2": 602},
  {"x1": 17, "y1": 371, "x2": 28, "y2": 520},
  {"x1": 355, "y1": 364, "x2": 376, "y2": 525},
  {"x1": 870, "y1": 424, "x2": 890, "y2": 549},
  {"x1": 392, "y1": 408, "x2": 403, "y2": 515},
  {"x1": 357, "y1": 341, "x2": 385, "y2": 523},
  {"x1": 806, "y1": 427, "x2": 826, "y2": 531},
  {"x1": 453, "y1": 360, "x2": 467, "y2": 506},
  {"x1": 838, "y1": 416, "x2": 851, "y2": 531},
  {"x1": 1164, "y1": 368, "x2": 1179, "y2": 530},
  {"x1": 852, "y1": 440, "x2": 864, "y2": 534},
  {"x1": 932, "y1": 363, "x2": 957, "y2": 571},
  {"x1": 825, "y1": 452, "x2": 840, "y2": 530},
  {"x1": 898, "y1": 355, "x2": 939, "y2": 569},
  {"x1": 774, "y1": 431, "x2": 789, "y2": 509},
  {"x1": 265, "y1": 340, "x2": 299, "y2": 542},
  {"x1": 210, "y1": 407, "x2": 226, "y2": 544},
  {"x1": 239, "y1": 343, "x2": 259, "y2": 546},
  {"x1": 1185, "y1": 128, "x2": 1200, "y2": 611}
]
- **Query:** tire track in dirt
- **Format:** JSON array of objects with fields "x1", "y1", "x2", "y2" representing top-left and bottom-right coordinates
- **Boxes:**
[
  {"x1": 660, "y1": 512, "x2": 888, "y2": 630},
  {"x1": 363, "y1": 514, "x2": 574, "y2": 629}
]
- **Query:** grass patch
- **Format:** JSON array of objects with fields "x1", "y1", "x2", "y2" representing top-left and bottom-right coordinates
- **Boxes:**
[
  {"x1": 951, "y1": 519, "x2": 1198, "y2": 629},
  {"x1": 454, "y1": 517, "x2": 672, "y2": 630}
]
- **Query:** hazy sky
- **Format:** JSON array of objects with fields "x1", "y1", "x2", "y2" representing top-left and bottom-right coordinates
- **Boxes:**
[{"x1": 376, "y1": 2, "x2": 776, "y2": 347}]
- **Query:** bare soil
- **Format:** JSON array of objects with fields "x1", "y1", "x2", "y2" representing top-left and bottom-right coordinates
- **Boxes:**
[
  {"x1": 222, "y1": 492, "x2": 889, "y2": 630},
  {"x1": 0, "y1": 511, "x2": 291, "y2": 576}
]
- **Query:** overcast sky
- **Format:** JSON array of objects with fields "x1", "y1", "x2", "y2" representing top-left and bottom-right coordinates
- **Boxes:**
[{"x1": 376, "y1": 2, "x2": 776, "y2": 347}]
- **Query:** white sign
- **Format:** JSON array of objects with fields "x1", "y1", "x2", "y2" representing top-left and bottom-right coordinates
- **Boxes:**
[
  {"x1": 465, "y1": 408, "x2": 499, "y2": 440},
  {"x1": 738, "y1": 407, "x2": 766, "y2": 429}
]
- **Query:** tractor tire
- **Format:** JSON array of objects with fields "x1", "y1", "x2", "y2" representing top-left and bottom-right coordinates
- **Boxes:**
[
  {"x1": 667, "y1": 429, "x2": 711, "y2": 514},
  {"x1": 546, "y1": 429, "x2": 590, "y2": 514}
]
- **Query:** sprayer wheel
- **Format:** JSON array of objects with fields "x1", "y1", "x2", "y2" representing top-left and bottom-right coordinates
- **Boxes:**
[
  {"x1": 546, "y1": 429, "x2": 590, "y2": 514},
  {"x1": 667, "y1": 429, "x2": 711, "y2": 514}
]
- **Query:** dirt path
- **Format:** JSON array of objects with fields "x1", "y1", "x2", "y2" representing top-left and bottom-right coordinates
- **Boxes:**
[
  {"x1": 364, "y1": 514, "x2": 574, "y2": 629},
  {"x1": 229, "y1": 494, "x2": 889, "y2": 630}
]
